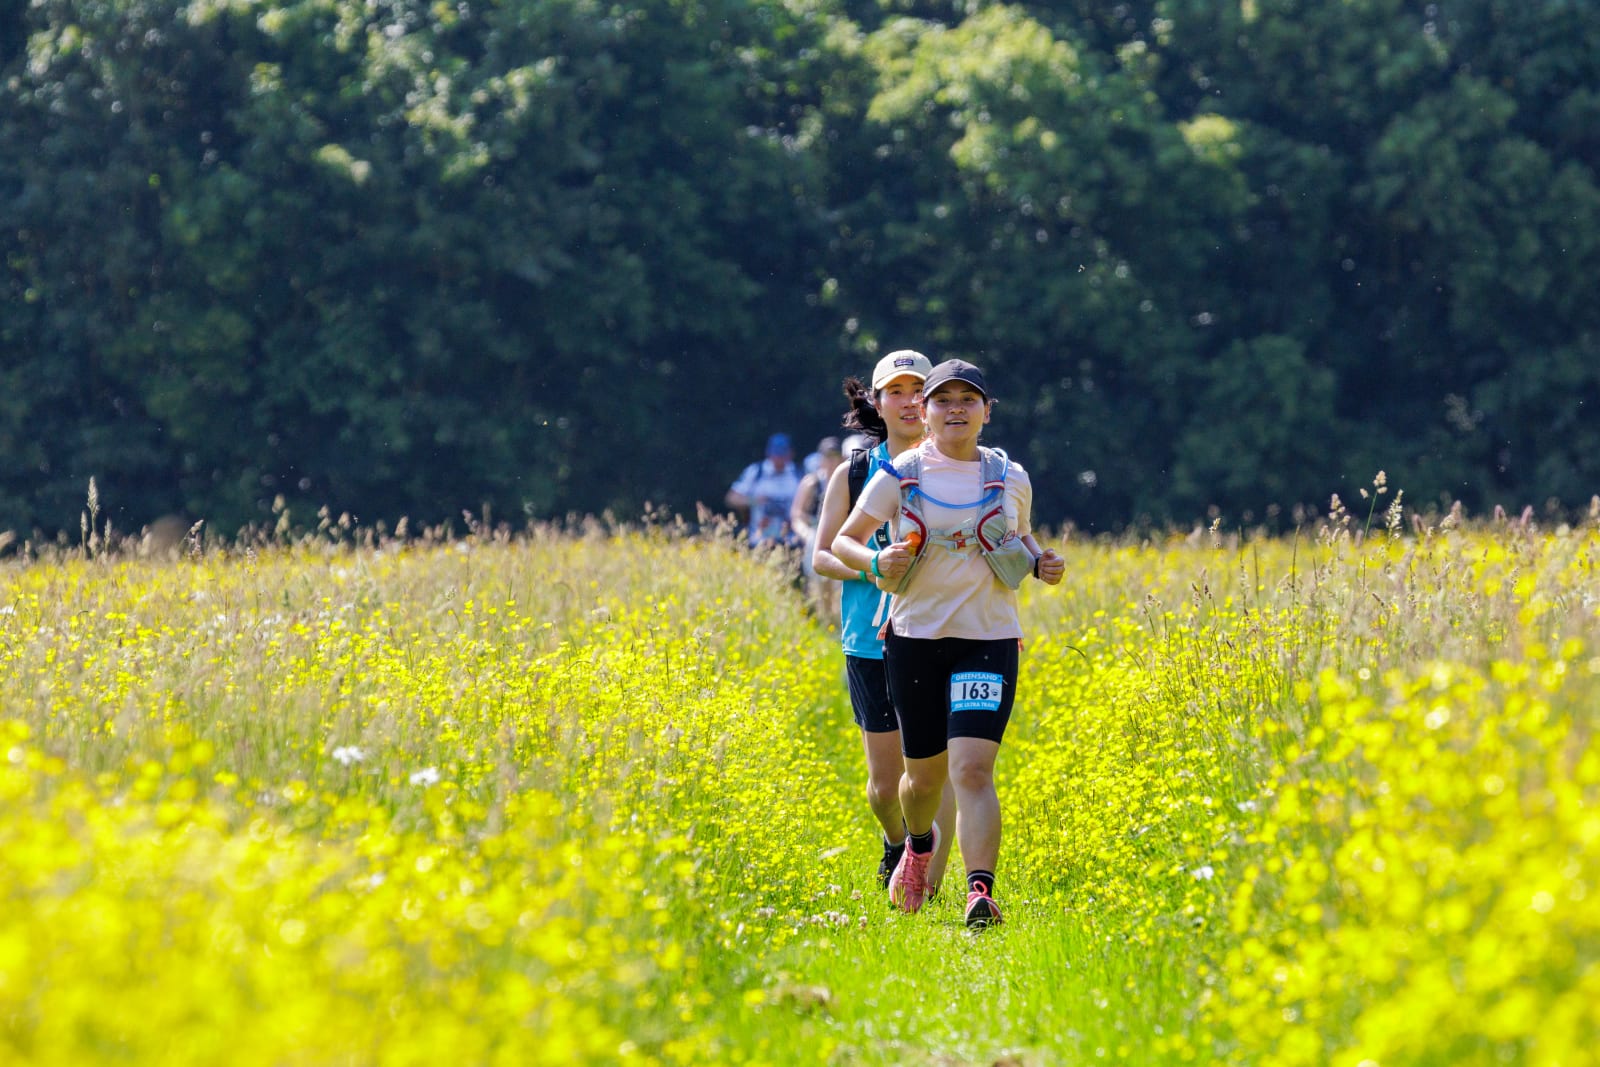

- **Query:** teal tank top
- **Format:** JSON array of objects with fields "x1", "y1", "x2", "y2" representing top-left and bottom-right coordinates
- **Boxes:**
[{"x1": 840, "y1": 442, "x2": 893, "y2": 659}]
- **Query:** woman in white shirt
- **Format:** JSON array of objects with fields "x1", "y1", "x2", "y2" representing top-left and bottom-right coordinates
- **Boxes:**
[{"x1": 832, "y1": 359, "x2": 1065, "y2": 927}]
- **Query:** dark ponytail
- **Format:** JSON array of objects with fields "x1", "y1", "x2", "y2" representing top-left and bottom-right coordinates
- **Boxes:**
[{"x1": 840, "y1": 376, "x2": 887, "y2": 442}]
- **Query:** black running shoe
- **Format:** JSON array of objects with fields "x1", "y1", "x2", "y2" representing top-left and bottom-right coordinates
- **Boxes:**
[{"x1": 878, "y1": 839, "x2": 906, "y2": 888}]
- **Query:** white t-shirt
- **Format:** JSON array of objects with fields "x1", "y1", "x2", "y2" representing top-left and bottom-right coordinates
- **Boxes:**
[{"x1": 855, "y1": 440, "x2": 1033, "y2": 641}]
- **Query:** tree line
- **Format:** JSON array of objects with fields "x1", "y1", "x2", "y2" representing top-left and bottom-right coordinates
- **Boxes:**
[{"x1": 4, "y1": 0, "x2": 1598, "y2": 539}]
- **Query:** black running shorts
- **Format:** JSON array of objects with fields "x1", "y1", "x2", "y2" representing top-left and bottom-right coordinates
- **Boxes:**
[
  {"x1": 845, "y1": 655, "x2": 898, "y2": 734},
  {"x1": 882, "y1": 627, "x2": 1019, "y2": 760}
]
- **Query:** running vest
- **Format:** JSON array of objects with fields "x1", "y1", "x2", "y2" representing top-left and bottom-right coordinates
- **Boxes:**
[
  {"x1": 839, "y1": 444, "x2": 893, "y2": 658},
  {"x1": 882, "y1": 446, "x2": 1035, "y2": 593}
]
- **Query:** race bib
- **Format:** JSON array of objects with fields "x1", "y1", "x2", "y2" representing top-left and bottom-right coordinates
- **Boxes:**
[{"x1": 950, "y1": 671, "x2": 1004, "y2": 713}]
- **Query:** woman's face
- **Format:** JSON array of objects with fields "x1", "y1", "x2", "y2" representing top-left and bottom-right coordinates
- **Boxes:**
[
  {"x1": 875, "y1": 375, "x2": 926, "y2": 438},
  {"x1": 923, "y1": 382, "x2": 990, "y2": 448}
]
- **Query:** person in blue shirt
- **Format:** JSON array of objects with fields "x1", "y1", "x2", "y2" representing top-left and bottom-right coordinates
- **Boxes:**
[
  {"x1": 810, "y1": 351, "x2": 956, "y2": 890},
  {"x1": 726, "y1": 433, "x2": 802, "y2": 548}
]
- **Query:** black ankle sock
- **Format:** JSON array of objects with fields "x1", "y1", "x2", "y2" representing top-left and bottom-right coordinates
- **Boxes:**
[
  {"x1": 908, "y1": 829, "x2": 935, "y2": 854},
  {"x1": 883, "y1": 835, "x2": 906, "y2": 855},
  {"x1": 967, "y1": 870, "x2": 996, "y2": 896}
]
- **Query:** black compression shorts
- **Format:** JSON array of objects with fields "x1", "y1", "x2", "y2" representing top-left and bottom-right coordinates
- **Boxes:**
[
  {"x1": 844, "y1": 655, "x2": 898, "y2": 734},
  {"x1": 882, "y1": 627, "x2": 1019, "y2": 760}
]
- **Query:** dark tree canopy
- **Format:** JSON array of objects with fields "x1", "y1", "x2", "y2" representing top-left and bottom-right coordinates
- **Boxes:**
[{"x1": 4, "y1": 0, "x2": 1598, "y2": 538}]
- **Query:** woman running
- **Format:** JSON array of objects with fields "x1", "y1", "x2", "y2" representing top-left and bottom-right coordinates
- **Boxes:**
[
  {"x1": 811, "y1": 351, "x2": 957, "y2": 892},
  {"x1": 832, "y1": 358, "x2": 1064, "y2": 927},
  {"x1": 790, "y1": 436, "x2": 845, "y2": 619}
]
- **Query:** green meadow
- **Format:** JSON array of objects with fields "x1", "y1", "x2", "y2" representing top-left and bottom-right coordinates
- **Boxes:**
[{"x1": 1, "y1": 511, "x2": 1596, "y2": 1065}]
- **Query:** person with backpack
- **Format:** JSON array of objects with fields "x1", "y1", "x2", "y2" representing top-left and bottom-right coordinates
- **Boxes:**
[
  {"x1": 725, "y1": 433, "x2": 802, "y2": 549},
  {"x1": 831, "y1": 358, "x2": 1064, "y2": 928},
  {"x1": 810, "y1": 351, "x2": 957, "y2": 893}
]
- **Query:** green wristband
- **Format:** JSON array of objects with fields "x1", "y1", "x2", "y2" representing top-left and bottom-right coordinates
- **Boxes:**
[
  {"x1": 859, "y1": 571, "x2": 871, "y2": 583},
  {"x1": 870, "y1": 550, "x2": 884, "y2": 579}
]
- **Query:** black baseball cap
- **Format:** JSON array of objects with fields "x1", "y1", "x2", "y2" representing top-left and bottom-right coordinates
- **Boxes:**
[{"x1": 922, "y1": 359, "x2": 990, "y2": 400}]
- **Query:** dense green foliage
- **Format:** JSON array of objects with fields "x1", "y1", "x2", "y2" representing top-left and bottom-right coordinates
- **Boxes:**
[{"x1": 5, "y1": 0, "x2": 1598, "y2": 536}]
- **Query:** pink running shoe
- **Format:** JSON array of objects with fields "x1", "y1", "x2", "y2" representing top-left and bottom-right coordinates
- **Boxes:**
[
  {"x1": 964, "y1": 878, "x2": 1003, "y2": 928},
  {"x1": 888, "y1": 823, "x2": 940, "y2": 913}
]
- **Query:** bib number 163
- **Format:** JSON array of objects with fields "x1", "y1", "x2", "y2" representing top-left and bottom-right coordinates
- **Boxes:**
[{"x1": 950, "y1": 671, "x2": 1004, "y2": 713}]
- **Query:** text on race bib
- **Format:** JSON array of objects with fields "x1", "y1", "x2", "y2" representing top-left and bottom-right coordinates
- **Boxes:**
[{"x1": 950, "y1": 671, "x2": 1005, "y2": 713}]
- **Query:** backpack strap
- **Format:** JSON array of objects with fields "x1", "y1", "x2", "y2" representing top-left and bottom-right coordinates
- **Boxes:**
[
  {"x1": 980, "y1": 447, "x2": 1010, "y2": 492},
  {"x1": 878, "y1": 451, "x2": 921, "y2": 487},
  {"x1": 975, "y1": 447, "x2": 1013, "y2": 551},
  {"x1": 847, "y1": 448, "x2": 872, "y2": 509},
  {"x1": 850, "y1": 444, "x2": 894, "y2": 549},
  {"x1": 879, "y1": 453, "x2": 929, "y2": 551},
  {"x1": 894, "y1": 447, "x2": 1004, "y2": 510}
]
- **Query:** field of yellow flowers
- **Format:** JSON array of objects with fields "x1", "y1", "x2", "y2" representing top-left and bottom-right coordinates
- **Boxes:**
[{"x1": 1, "y1": 506, "x2": 1596, "y2": 1065}]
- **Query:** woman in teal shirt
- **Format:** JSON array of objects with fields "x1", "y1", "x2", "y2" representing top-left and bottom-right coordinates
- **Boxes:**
[{"x1": 811, "y1": 351, "x2": 956, "y2": 890}]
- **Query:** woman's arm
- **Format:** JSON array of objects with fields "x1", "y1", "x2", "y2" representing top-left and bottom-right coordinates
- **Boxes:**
[
  {"x1": 1021, "y1": 534, "x2": 1064, "y2": 585},
  {"x1": 811, "y1": 464, "x2": 865, "y2": 581},
  {"x1": 833, "y1": 480, "x2": 913, "y2": 587}
]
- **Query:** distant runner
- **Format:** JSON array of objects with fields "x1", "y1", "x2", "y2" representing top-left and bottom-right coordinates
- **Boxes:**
[
  {"x1": 791, "y1": 436, "x2": 844, "y2": 619},
  {"x1": 726, "y1": 433, "x2": 801, "y2": 549}
]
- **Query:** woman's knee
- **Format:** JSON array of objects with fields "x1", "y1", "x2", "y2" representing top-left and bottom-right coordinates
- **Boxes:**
[
  {"x1": 948, "y1": 758, "x2": 994, "y2": 794},
  {"x1": 903, "y1": 764, "x2": 946, "y2": 798},
  {"x1": 866, "y1": 771, "x2": 899, "y2": 806}
]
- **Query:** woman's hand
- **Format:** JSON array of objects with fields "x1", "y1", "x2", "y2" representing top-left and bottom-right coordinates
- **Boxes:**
[
  {"x1": 1035, "y1": 547, "x2": 1065, "y2": 585},
  {"x1": 875, "y1": 539, "x2": 916, "y2": 581}
]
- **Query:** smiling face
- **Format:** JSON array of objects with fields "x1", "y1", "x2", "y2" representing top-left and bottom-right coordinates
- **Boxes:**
[
  {"x1": 922, "y1": 381, "x2": 991, "y2": 457},
  {"x1": 874, "y1": 374, "x2": 927, "y2": 447}
]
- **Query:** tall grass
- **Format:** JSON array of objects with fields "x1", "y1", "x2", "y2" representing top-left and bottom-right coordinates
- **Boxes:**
[{"x1": 1, "y1": 510, "x2": 1595, "y2": 1064}]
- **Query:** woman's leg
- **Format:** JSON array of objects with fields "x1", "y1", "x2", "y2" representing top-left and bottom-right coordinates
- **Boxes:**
[
  {"x1": 928, "y1": 779, "x2": 958, "y2": 891},
  {"x1": 882, "y1": 632, "x2": 955, "y2": 910},
  {"x1": 898, "y1": 750, "x2": 948, "y2": 838},
  {"x1": 864, "y1": 729, "x2": 958, "y2": 889},
  {"x1": 943, "y1": 637, "x2": 1017, "y2": 878},
  {"x1": 882, "y1": 632, "x2": 952, "y2": 839},
  {"x1": 947, "y1": 736, "x2": 1001, "y2": 872},
  {"x1": 860, "y1": 728, "x2": 906, "y2": 841}
]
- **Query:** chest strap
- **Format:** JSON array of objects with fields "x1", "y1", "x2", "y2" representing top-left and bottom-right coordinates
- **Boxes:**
[{"x1": 926, "y1": 525, "x2": 982, "y2": 554}]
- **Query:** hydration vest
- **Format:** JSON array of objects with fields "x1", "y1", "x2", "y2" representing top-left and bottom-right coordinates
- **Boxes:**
[{"x1": 880, "y1": 445, "x2": 1034, "y2": 593}]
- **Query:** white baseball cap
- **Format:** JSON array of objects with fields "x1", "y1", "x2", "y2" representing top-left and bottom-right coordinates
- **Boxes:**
[{"x1": 871, "y1": 349, "x2": 933, "y2": 391}]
